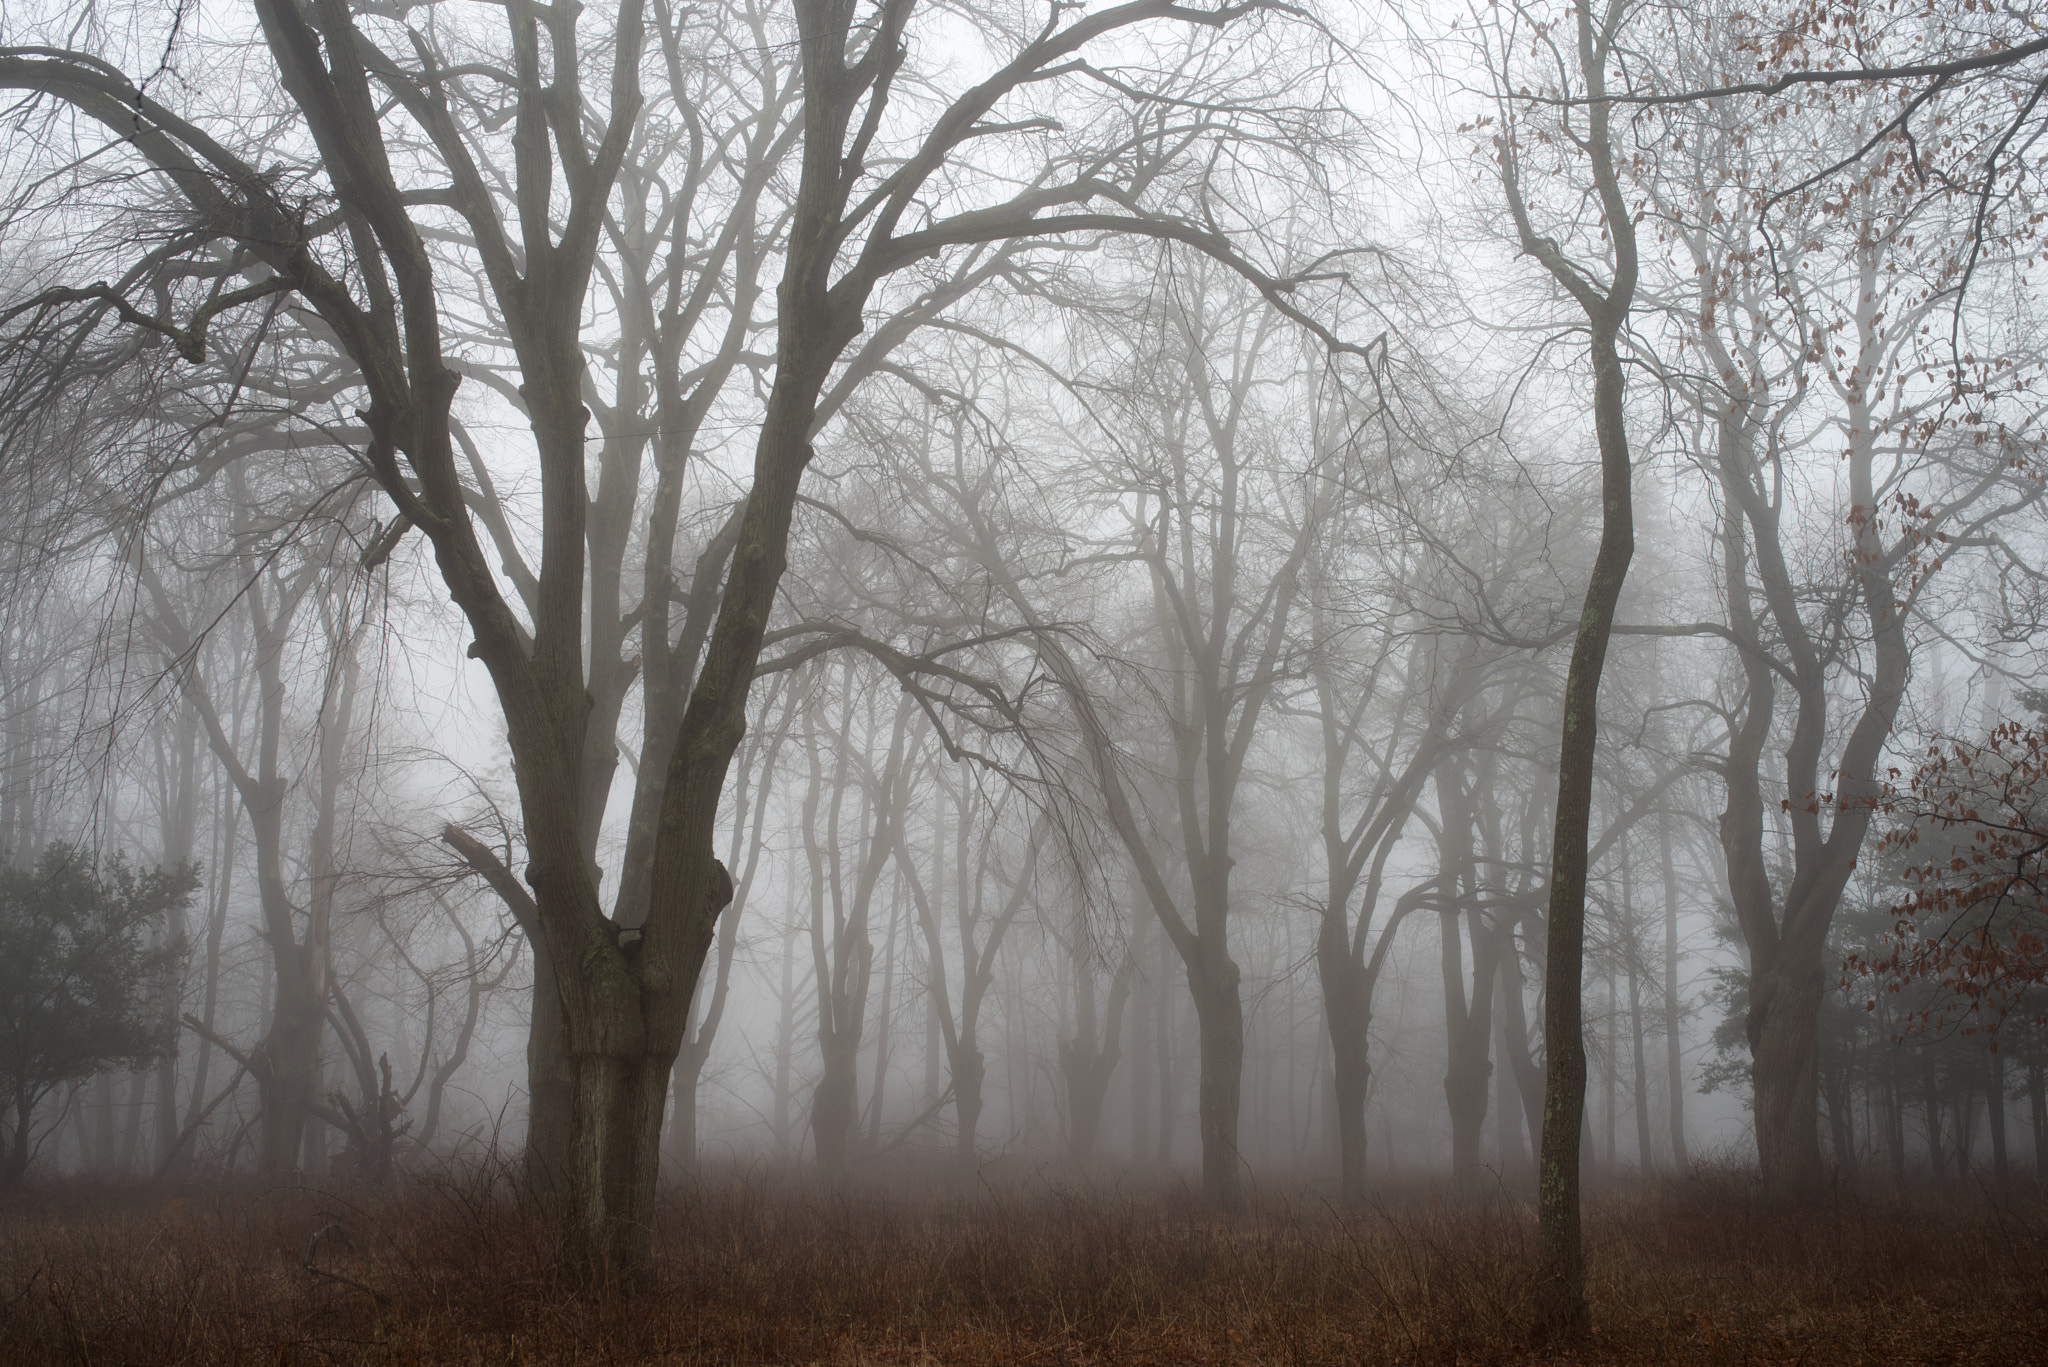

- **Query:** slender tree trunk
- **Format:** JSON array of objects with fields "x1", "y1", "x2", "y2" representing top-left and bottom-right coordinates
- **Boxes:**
[
  {"x1": 2, "y1": 1085, "x2": 33, "y2": 1185},
  {"x1": 1156, "y1": 938, "x2": 1176, "y2": 1168},
  {"x1": 117, "y1": 1070, "x2": 146, "y2": 1175},
  {"x1": 93, "y1": 1072, "x2": 115, "y2": 1175},
  {"x1": 1499, "y1": 931, "x2": 1548, "y2": 1162},
  {"x1": 1496, "y1": 983, "x2": 1531, "y2": 1185},
  {"x1": 1437, "y1": 762, "x2": 1495, "y2": 1193},
  {"x1": 1823, "y1": 1068, "x2": 1855, "y2": 1178},
  {"x1": 775, "y1": 929, "x2": 795, "y2": 1158},
  {"x1": 1988, "y1": 1050, "x2": 2009, "y2": 1183},
  {"x1": 1602, "y1": 972, "x2": 1618, "y2": 1173},
  {"x1": 866, "y1": 884, "x2": 903, "y2": 1152},
  {"x1": 2028, "y1": 1062, "x2": 2046, "y2": 1179},
  {"x1": 1500, "y1": 3, "x2": 1641, "y2": 1315},
  {"x1": 1925, "y1": 1078, "x2": 1946, "y2": 1182},
  {"x1": 185, "y1": 777, "x2": 235, "y2": 1156},
  {"x1": 669, "y1": 1036, "x2": 706, "y2": 1178},
  {"x1": 1059, "y1": 953, "x2": 1129, "y2": 1169},
  {"x1": 1130, "y1": 925, "x2": 1155, "y2": 1165},
  {"x1": 1885, "y1": 1061, "x2": 1908, "y2": 1194},
  {"x1": 1660, "y1": 820, "x2": 1689, "y2": 1169},
  {"x1": 1628, "y1": 955, "x2": 1653, "y2": 1173},
  {"x1": 153, "y1": 706, "x2": 198, "y2": 1175}
]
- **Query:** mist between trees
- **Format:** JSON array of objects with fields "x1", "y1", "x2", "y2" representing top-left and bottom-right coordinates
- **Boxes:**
[{"x1": 0, "y1": 0, "x2": 2045, "y2": 1330}]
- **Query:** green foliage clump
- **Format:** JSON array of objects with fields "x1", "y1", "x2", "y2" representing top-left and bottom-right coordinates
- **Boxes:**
[{"x1": 0, "y1": 844, "x2": 196, "y2": 1183}]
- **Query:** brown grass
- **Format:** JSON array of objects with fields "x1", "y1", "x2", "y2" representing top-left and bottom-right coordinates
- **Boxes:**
[{"x1": 1, "y1": 1158, "x2": 2043, "y2": 1365}]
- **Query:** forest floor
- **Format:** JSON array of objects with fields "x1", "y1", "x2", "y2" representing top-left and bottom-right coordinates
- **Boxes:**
[{"x1": 0, "y1": 1157, "x2": 2042, "y2": 1365}]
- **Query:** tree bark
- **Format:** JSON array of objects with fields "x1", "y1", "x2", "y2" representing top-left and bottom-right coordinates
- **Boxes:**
[
  {"x1": 1438, "y1": 759, "x2": 1497, "y2": 1192},
  {"x1": 1188, "y1": 952, "x2": 1245, "y2": 1210},
  {"x1": 2029, "y1": 1062, "x2": 2046, "y2": 1179},
  {"x1": 1497, "y1": 0, "x2": 1640, "y2": 1335},
  {"x1": 1320, "y1": 946, "x2": 1373, "y2": 1204},
  {"x1": 1660, "y1": 819, "x2": 1689, "y2": 1169},
  {"x1": 1059, "y1": 950, "x2": 1131, "y2": 1168},
  {"x1": 1628, "y1": 950, "x2": 1653, "y2": 1173},
  {"x1": 1987, "y1": 1050, "x2": 2009, "y2": 1183}
]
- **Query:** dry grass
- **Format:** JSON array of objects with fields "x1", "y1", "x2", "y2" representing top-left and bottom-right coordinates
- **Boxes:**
[{"x1": 2, "y1": 1157, "x2": 2044, "y2": 1365}]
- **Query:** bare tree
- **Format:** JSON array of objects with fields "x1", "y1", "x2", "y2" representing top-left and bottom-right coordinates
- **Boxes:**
[
  {"x1": 1634, "y1": 34, "x2": 2048, "y2": 1194},
  {"x1": 1488, "y1": 0, "x2": 1646, "y2": 1335},
  {"x1": 0, "y1": 0, "x2": 1337, "y2": 1273}
]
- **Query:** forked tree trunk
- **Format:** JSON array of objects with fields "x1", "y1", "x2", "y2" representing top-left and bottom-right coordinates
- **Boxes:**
[
  {"x1": 1059, "y1": 922, "x2": 1130, "y2": 1168},
  {"x1": 1437, "y1": 758, "x2": 1497, "y2": 1193}
]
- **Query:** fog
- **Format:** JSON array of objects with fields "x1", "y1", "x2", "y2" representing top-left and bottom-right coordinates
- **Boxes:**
[{"x1": 0, "y1": 0, "x2": 2043, "y2": 1331}]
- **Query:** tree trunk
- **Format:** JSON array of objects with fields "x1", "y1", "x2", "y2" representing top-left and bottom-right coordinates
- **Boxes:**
[
  {"x1": 1189, "y1": 955, "x2": 1244, "y2": 1211},
  {"x1": 669, "y1": 1037, "x2": 707, "y2": 1178},
  {"x1": 1601, "y1": 971, "x2": 1618, "y2": 1174},
  {"x1": 1499, "y1": 929, "x2": 1547, "y2": 1162},
  {"x1": 1822, "y1": 1068, "x2": 1856, "y2": 1178},
  {"x1": 1436, "y1": 761, "x2": 1496, "y2": 1193},
  {"x1": 1885, "y1": 1062, "x2": 1908, "y2": 1194},
  {"x1": 1156, "y1": 938, "x2": 1176, "y2": 1168},
  {"x1": 1320, "y1": 942, "x2": 1372, "y2": 1205},
  {"x1": 1987, "y1": 1050, "x2": 2009, "y2": 1183},
  {"x1": 1129, "y1": 930, "x2": 1155, "y2": 1165},
  {"x1": 256, "y1": 959, "x2": 323, "y2": 1174},
  {"x1": 812, "y1": 1032, "x2": 859, "y2": 1181},
  {"x1": 775, "y1": 930, "x2": 796, "y2": 1158},
  {"x1": 1498, "y1": 1, "x2": 1640, "y2": 1327},
  {"x1": 1, "y1": 1086, "x2": 30, "y2": 1186},
  {"x1": 952, "y1": 1042, "x2": 984, "y2": 1175},
  {"x1": 1660, "y1": 820, "x2": 1689, "y2": 1169},
  {"x1": 1059, "y1": 955, "x2": 1128, "y2": 1169},
  {"x1": 1747, "y1": 952, "x2": 1826, "y2": 1195},
  {"x1": 1628, "y1": 955, "x2": 1653, "y2": 1173},
  {"x1": 865, "y1": 886, "x2": 904, "y2": 1153},
  {"x1": 2029, "y1": 1062, "x2": 2046, "y2": 1179},
  {"x1": 153, "y1": 705, "x2": 199, "y2": 1176},
  {"x1": 524, "y1": 937, "x2": 576, "y2": 1198},
  {"x1": 1924, "y1": 1077, "x2": 1946, "y2": 1182},
  {"x1": 114, "y1": 1070, "x2": 145, "y2": 1176},
  {"x1": 1495, "y1": 990, "x2": 1531, "y2": 1186},
  {"x1": 561, "y1": 1044, "x2": 670, "y2": 1274}
]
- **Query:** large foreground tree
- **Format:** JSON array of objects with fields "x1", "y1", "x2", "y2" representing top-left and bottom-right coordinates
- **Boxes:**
[{"x1": 0, "y1": 0, "x2": 1333, "y2": 1275}]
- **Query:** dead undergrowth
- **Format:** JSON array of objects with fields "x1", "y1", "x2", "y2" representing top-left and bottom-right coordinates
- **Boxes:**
[{"x1": 1, "y1": 1158, "x2": 2042, "y2": 1365}]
